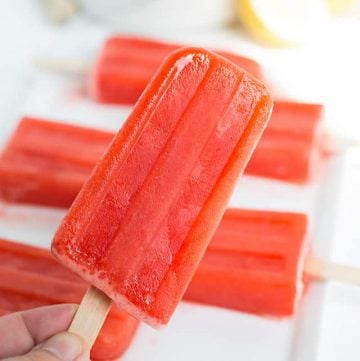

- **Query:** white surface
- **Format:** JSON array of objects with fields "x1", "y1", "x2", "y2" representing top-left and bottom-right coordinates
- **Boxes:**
[
  {"x1": 0, "y1": 1, "x2": 360, "y2": 360},
  {"x1": 79, "y1": 0, "x2": 235, "y2": 31},
  {"x1": 316, "y1": 149, "x2": 360, "y2": 361}
]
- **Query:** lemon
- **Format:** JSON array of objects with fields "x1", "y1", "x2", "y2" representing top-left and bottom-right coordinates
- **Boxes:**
[
  {"x1": 237, "y1": 0, "x2": 330, "y2": 46},
  {"x1": 327, "y1": 0, "x2": 357, "y2": 15}
]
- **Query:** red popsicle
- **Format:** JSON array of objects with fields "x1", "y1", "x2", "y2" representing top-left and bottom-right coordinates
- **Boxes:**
[
  {"x1": 0, "y1": 208, "x2": 358, "y2": 334},
  {"x1": 185, "y1": 209, "x2": 310, "y2": 316},
  {"x1": 0, "y1": 238, "x2": 139, "y2": 360},
  {"x1": 246, "y1": 100, "x2": 325, "y2": 183},
  {"x1": 0, "y1": 101, "x2": 322, "y2": 208},
  {"x1": 52, "y1": 47, "x2": 273, "y2": 332},
  {"x1": 184, "y1": 208, "x2": 360, "y2": 317},
  {"x1": 0, "y1": 117, "x2": 113, "y2": 207},
  {"x1": 90, "y1": 35, "x2": 264, "y2": 104}
]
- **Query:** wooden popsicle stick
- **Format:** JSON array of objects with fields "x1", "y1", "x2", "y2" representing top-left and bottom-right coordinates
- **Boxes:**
[
  {"x1": 33, "y1": 58, "x2": 90, "y2": 75},
  {"x1": 40, "y1": 0, "x2": 79, "y2": 24},
  {"x1": 69, "y1": 285, "x2": 112, "y2": 347},
  {"x1": 324, "y1": 133, "x2": 360, "y2": 154},
  {"x1": 305, "y1": 256, "x2": 360, "y2": 286}
]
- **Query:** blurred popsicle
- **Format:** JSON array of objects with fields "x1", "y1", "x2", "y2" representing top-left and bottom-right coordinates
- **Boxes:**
[
  {"x1": 0, "y1": 238, "x2": 139, "y2": 360},
  {"x1": 51, "y1": 46, "x2": 272, "y2": 344},
  {"x1": 91, "y1": 36, "x2": 264, "y2": 104},
  {"x1": 247, "y1": 100, "x2": 325, "y2": 182},
  {"x1": 35, "y1": 35, "x2": 263, "y2": 104},
  {"x1": 1, "y1": 207, "x2": 359, "y2": 332},
  {"x1": 185, "y1": 208, "x2": 360, "y2": 316},
  {"x1": 34, "y1": 34, "x2": 358, "y2": 178},
  {"x1": 185, "y1": 208, "x2": 309, "y2": 316},
  {"x1": 0, "y1": 117, "x2": 114, "y2": 207},
  {"x1": 0, "y1": 100, "x2": 341, "y2": 205},
  {"x1": 248, "y1": 101, "x2": 359, "y2": 182}
]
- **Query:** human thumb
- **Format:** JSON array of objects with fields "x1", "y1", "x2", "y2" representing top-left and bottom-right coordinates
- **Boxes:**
[{"x1": 4, "y1": 332, "x2": 88, "y2": 361}]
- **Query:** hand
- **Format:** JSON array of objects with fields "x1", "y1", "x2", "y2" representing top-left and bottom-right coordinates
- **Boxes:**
[{"x1": 0, "y1": 304, "x2": 88, "y2": 361}]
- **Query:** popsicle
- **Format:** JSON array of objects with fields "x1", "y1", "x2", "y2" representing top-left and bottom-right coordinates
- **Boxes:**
[
  {"x1": 185, "y1": 208, "x2": 310, "y2": 316},
  {"x1": 185, "y1": 208, "x2": 360, "y2": 317},
  {"x1": 36, "y1": 35, "x2": 263, "y2": 105},
  {"x1": 1, "y1": 209, "x2": 359, "y2": 340},
  {"x1": 0, "y1": 117, "x2": 114, "y2": 207},
  {"x1": 0, "y1": 238, "x2": 139, "y2": 360},
  {"x1": 0, "y1": 102, "x2": 323, "y2": 207},
  {"x1": 246, "y1": 100, "x2": 325, "y2": 183},
  {"x1": 52, "y1": 46, "x2": 273, "y2": 337},
  {"x1": 90, "y1": 36, "x2": 264, "y2": 104}
]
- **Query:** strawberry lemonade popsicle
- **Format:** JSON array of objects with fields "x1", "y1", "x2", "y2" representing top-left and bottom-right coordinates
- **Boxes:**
[
  {"x1": 0, "y1": 101, "x2": 322, "y2": 208},
  {"x1": 0, "y1": 117, "x2": 114, "y2": 208},
  {"x1": 91, "y1": 36, "x2": 263, "y2": 104},
  {"x1": 185, "y1": 208, "x2": 360, "y2": 317},
  {"x1": 185, "y1": 209, "x2": 310, "y2": 316},
  {"x1": 52, "y1": 47, "x2": 273, "y2": 328},
  {"x1": 0, "y1": 238, "x2": 139, "y2": 360},
  {"x1": 246, "y1": 101, "x2": 324, "y2": 183}
]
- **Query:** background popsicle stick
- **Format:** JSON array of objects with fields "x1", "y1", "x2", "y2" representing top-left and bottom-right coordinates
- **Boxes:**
[
  {"x1": 69, "y1": 285, "x2": 112, "y2": 347},
  {"x1": 34, "y1": 58, "x2": 89, "y2": 75},
  {"x1": 39, "y1": 0, "x2": 79, "y2": 24},
  {"x1": 324, "y1": 134, "x2": 360, "y2": 154},
  {"x1": 305, "y1": 257, "x2": 360, "y2": 286}
]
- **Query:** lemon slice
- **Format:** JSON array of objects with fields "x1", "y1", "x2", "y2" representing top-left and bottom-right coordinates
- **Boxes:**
[
  {"x1": 237, "y1": 0, "x2": 330, "y2": 46},
  {"x1": 327, "y1": 0, "x2": 357, "y2": 15}
]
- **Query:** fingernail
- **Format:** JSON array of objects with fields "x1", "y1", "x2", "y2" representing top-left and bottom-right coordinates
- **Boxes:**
[{"x1": 41, "y1": 332, "x2": 84, "y2": 361}]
